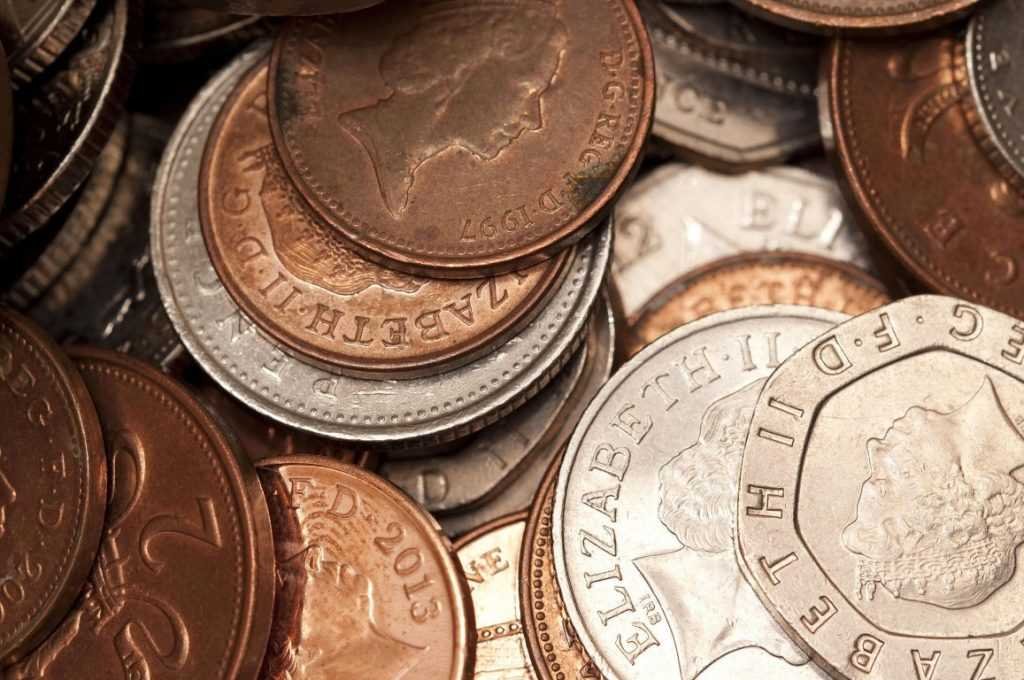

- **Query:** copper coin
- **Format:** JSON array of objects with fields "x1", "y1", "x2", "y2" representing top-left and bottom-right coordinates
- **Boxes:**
[
  {"x1": 201, "y1": 58, "x2": 570, "y2": 378},
  {"x1": 0, "y1": 44, "x2": 11, "y2": 211},
  {"x1": 256, "y1": 455, "x2": 473, "y2": 680},
  {"x1": 175, "y1": 0, "x2": 384, "y2": 16},
  {"x1": 729, "y1": 0, "x2": 977, "y2": 33},
  {"x1": 622, "y1": 251, "x2": 890, "y2": 357},
  {"x1": 829, "y1": 33, "x2": 1024, "y2": 318},
  {"x1": 0, "y1": 0, "x2": 134, "y2": 254},
  {"x1": 0, "y1": 0, "x2": 97, "y2": 87},
  {"x1": 142, "y1": 1, "x2": 267, "y2": 64},
  {"x1": 6, "y1": 348, "x2": 275, "y2": 679},
  {"x1": 0, "y1": 309, "x2": 106, "y2": 666},
  {"x1": 268, "y1": 1, "x2": 654, "y2": 278}
]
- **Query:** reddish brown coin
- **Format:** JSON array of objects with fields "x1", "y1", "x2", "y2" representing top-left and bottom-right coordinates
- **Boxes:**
[
  {"x1": 729, "y1": 0, "x2": 977, "y2": 33},
  {"x1": 5, "y1": 348, "x2": 275, "y2": 679},
  {"x1": 829, "y1": 33, "x2": 1024, "y2": 318},
  {"x1": 174, "y1": 0, "x2": 384, "y2": 16},
  {"x1": 0, "y1": 309, "x2": 106, "y2": 666},
  {"x1": 268, "y1": 1, "x2": 654, "y2": 278},
  {"x1": 256, "y1": 456, "x2": 473, "y2": 680},
  {"x1": 201, "y1": 59, "x2": 569, "y2": 378}
]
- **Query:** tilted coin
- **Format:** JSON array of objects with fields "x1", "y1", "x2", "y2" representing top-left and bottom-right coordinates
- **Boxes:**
[
  {"x1": 729, "y1": 0, "x2": 977, "y2": 33},
  {"x1": 737, "y1": 295, "x2": 1024, "y2": 679},
  {"x1": 829, "y1": 33, "x2": 1024, "y2": 318},
  {"x1": 0, "y1": 44, "x2": 11, "y2": 210},
  {"x1": 455, "y1": 514, "x2": 535, "y2": 680},
  {"x1": 268, "y1": 1, "x2": 653, "y2": 278},
  {"x1": 622, "y1": 251, "x2": 890, "y2": 356},
  {"x1": 6, "y1": 348, "x2": 275, "y2": 679},
  {"x1": 553, "y1": 305, "x2": 844, "y2": 679},
  {"x1": 0, "y1": 0, "x2": 134, "y2": 254},
  {"x1": 0, "y1": 0, "x2": 97, "y2": 86},
  {"x1": 0, "y1": 309, "x2": 106, "y2": 666},
  {"x1": 612, "y1": 163, "x2": 872, "y2": 321},
  {"x1": 175, "y1": 0, "x2": 384, "y2": 16},
  {"x1": 153, "y1": 43, "x2": 610, "y2": 445},
  {"x1": 201, "y1": 58, "x2": 570, "y2": 378},
  {"x1": 142, "y1": 0, "x2": 267, "y2": 64},
  {"x1": 256, "y1": 456, "x2": 472, "y2": 680}
]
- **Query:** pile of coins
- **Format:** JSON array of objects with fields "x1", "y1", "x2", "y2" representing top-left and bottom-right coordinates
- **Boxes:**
[{"x1": 0, "y1": 0, "x2": 1022, "y2": 678}]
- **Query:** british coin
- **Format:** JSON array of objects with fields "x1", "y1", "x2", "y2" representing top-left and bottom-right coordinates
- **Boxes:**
[
  {"x1": 622, "y1": 252, "x2": 890, "y2": 356},
  {"x1": 0, "y1": 0, "x2": 134, "y2": 253},
  {"x1": 152, "y1": 43, "x2": 610, "y2": 445},
  {"x1": 612, "y1": 163, "x2": 871, "y2": 322},
  {"x1": 268, "y1": 1, "x2": 653, "y2": 278},
  {"x1": 256, "y1": 455, "x2": 473, "y2": 680},
  {"x1": 965, "y1": 0, "x2": 1024, "y2": 190},
  {"x1": 728, "y1": 0, "x2": 977, "y2": 33},
  {"x1": 553, "y1": 305, "x2": 845, "y2": 680},
  {"x1": 0, "y1": 309, "x2": 106, "y2": 666},
  {"x1": 142, "y1": 1, "x2": 266, "y2": 64},
  {"x1": 736, "y1": 295, "x2": 1024, "y2": 679},
  {"x1": 201, "y1": 58, "x2": 570, "y2": 378},
  {"x1": 455, "y1": 514, "x2": 535, "y2": 680},
  {"x1": 0, "y1": 0, "x2": 97, "y2": 86},
  {"x1": 176, "y1": 0, "x2": 384, "y2": 15},
  {"x1": 828, "y1": 33, "x2": 1024, "y2": 318},
  {"x1": 0, "y1": 44, "x2": 11, "y2": 210},
  {"x1": 6, "y1": 348, "x2": 275, "y2": 679}
]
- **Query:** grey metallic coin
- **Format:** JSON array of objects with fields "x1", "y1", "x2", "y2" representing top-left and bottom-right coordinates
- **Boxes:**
[
  {"x1": 151, "y1": 43, "x2": 610, "y2": 445},
  {"x1": 553, "y1": 305, "x2": 843, "y2": 680},
  {"x1": 967, "y1": 0, "x2": 1024, "y2": 188},
  {"x1": 612, "y1": 163, "x2": 871, "y2": 321},
  {"x1": 737, "y1": 295, "x2": 1024, "y2": 679},
  {"x1": 0, "y1": 0, "x2": 97, "y2": 86}
]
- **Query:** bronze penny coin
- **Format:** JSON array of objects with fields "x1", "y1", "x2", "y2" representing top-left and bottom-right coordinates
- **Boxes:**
[
  {"x1": 201, "y1": 58, "x2": 570, "y2": 378},
  {"x1": 268, "y1": 1, "x2": 654, "y2": 278},
  {"x1": 621, "y1": 251, "x2": 891, "y2": 357},
  {"x1": 175, "y1": 0, "x2": 384, "y2": 16},
  {"x1": 829, "y1": 33, "x2": 1024, "y2": 318},
  {"x1": 0, "y1": 309, "x2": 106, "y2": 666},
  {"x1": 0, "y1": 0, "x2": 134, "y2": 255},
  {"x1": 0, "y1": 0, "x2": 97, "y2": 87},
  {"x1": 256, "y1": 455, "x2": 473, "y2": 680},
  {"x1": 729, "y1": 0, "x2": 977, "y2": 33},
  {"x1": 6, "y1": 348, "x2": 275, "y2": 679},
  {"x1": 0, "y1": 44, "x2": 11, "y2": 211}
]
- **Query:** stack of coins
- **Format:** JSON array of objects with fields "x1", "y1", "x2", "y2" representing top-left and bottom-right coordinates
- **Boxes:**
[{"x1": 1, "y1": 0, "x2": 1023, "y2": 678}]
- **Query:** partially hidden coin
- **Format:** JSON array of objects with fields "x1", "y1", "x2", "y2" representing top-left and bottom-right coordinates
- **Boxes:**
[
  {"x1": 267, "y1": 1, "x2": 653, "y2": 278},
  {"x1": 153, "y1": 42, "x2": 610, "y2": 445},
  {"x1": 256, "y1": 455, "x2": 473, "y2": 680},
  {"x1": 0, "y1": 0, "x2": 134, "y2": 254},
  {"x1": 0, "y1": 0, "x2": 97, "y2": 87},
  {"x1": 0, "y1": 309, "x2": 106, "y2": 666},
  {"x1": 553, "y1": 305, "x2": 845, "y2": 679},
  {"x1": 175, "y1": 0, "x2": 384, "y2": 16},
  {"x1": 612, "y1": 163, "x2": 873, "y2": 322},
  {"x1": 5, "y1": 348, "x2": 275, "y2": 679},
  {"x1": 201, "y1": 57, "x2": 570, "y2": 378},
  {"x1": 728, "y1": 0, "x2": 977, "y2": 33},
  {"x1": 455, "y1": 513, "x2": 535, "y2": 680},
  {"x1": 142, "y1": 0, "x2": 267, "y2": 64},
  {"x1": 0, "y1": 44, "x2": 11, "y2": 211},
  {"x1": 622, "y1": 251, "x2": 890, "y2": 357},
  {"x1": 737, "y1": 295, "x2": 1024, "y2": 679}
]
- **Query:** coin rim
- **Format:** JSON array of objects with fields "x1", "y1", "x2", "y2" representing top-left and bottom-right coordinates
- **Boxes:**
[{"x1": 728, "y1": 0, "x2": 977, "y2": 33}]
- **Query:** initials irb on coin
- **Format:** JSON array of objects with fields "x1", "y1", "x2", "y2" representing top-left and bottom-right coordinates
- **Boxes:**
[{"x1": 737, "y1": 295, "x2": 1024, "y2": 679}]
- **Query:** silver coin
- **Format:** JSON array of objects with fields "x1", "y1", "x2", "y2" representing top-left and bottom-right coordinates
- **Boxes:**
[
  {"x1": 612, "y1": 163, "x2": 872, "y2": 321},
  {"x1": 967, "y1": 0, "x2": 1024, "y2": 186},
  {"x1": 737, "y1": 295, "x2": 1024, "y2": 680},
  {"x1": 151, "y1": 43, "x2": 610, "y2": 445},
  {"x1": 553, "y1": 305, "x2": 843, "y2": 680}
]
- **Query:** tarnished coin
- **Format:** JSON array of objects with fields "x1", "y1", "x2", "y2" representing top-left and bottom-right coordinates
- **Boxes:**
[
  {"x1": 612, "y1": 163, "x2": 872, "y2": 322},
  {"x1": 622, "y1": 252, "x2": 890, "y2": 356},
  {"x1": 0, "y1": 0, "x2": 134, "y2": 254},
  {"x1": 153, "y1": 43, "x2": 610, "y2": 445},
  {"x1": 829, "y1": 34, "x2": 1024, "y2": 318},
  {"x1": 729, "y1": 0, "x2": 977, "y2": 33},
  {"x1": 143, "y1": 0, "x2": 266, "y2": 64},
  {"x1": 256, "y1": 456, "x2": 473, "y2": 680},
  {"x1": 0, "y1": 309, "x2": 106, "y2": 666},
  {"x1": 6, "y1": 348, "x2": 275, "y2": 679},
  {"x1": 0, "y1": 0, "x2": 97, "y2": 86},
  {"x1": 737, "y1": 295, "x2": 1024, "y2": 679},
  {"x1": 0, "y1": 44, "x2": 11, "y2": 210},
  {"x1": 268, "y1": 1, "x2": 653, "y2": 278},
  {"x1": 553, "y1": 305, "x2": 845, "y2": 680},
  {"x1": 176, "y1": 0, "x2": 384, "y2": 16},
  {"x1": 455, "y1": 514, "x2": 534, "y2": 680},
  {"x1": 201, "y1": 58, "x2": 569, "y2": 378}
]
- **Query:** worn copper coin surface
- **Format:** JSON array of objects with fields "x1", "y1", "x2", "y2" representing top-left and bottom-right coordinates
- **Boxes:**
[
  {"x1": 829, "y1": 34, "x2": 1024, "y2": 318},
  {"x1": 737, "y1": 295, "x2": 1024, "y2": 679},
  {"x1": 176, "y1": 0, "x2": 384, "y2": 15},
  {"x1": 729, "y1": 0, "x2": 977, "y2": 33},
  {"x1": 202, "y1": 59, "x2": 569, "y2": 377},
  {"x1": 256, "y1": 456, "x2": 473, "y2": 680},
  {"x1": 0, "y1": 0, "x2": 97, "y2": 86},
  {"x1": 0, "y1": 309, "x2": 106, "y2": 666},
  {"x1": 0, "y1": 0, "x2": 134, "y2": 254},
  {"x1": 622, "y1": 251, "x2": 890, "y2": 356},
  {"x1": 268, "y1": 1, "x2": 653, "y2": 278},
  {"x1": 5, "y1": 348, "x2": 275, "y2": 679},
  {"x1": 143, "y1": 0, "x2": 266, "y2": 64}
]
